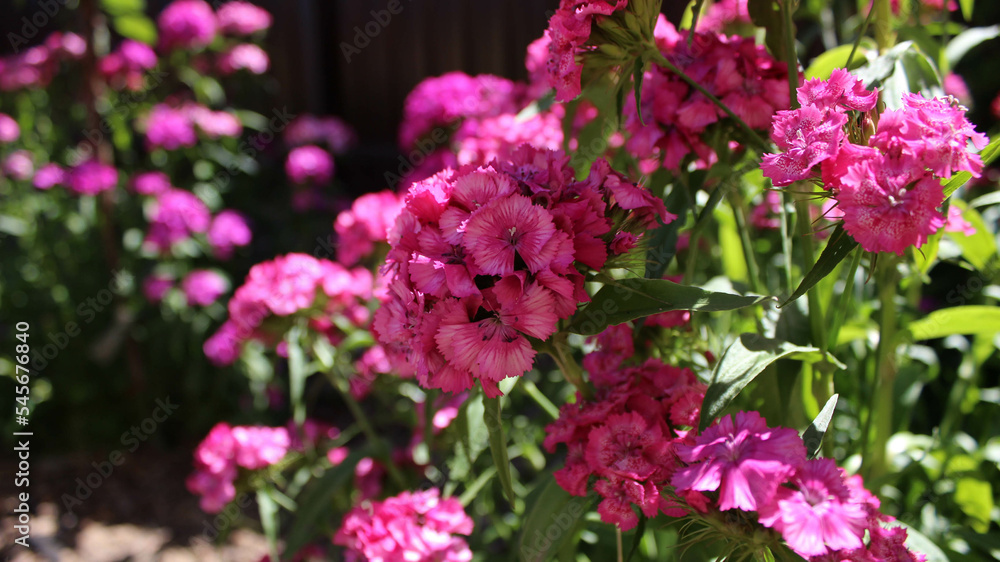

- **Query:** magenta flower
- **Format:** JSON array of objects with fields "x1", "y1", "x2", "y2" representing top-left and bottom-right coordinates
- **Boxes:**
[
  {"x1": 144, "y1": 104, "x2": 197, "y2": 150},
  {"x1": 760, "y1": 106, "x2": 846, "y2": 186},
  {"x1": 943, "y1": 205, "x2": 976, "y2": 236},
  {"x1": 66, "y1": 160, "x2": 118, "y2": 195},
  {"x1": 375, "y1": 148, "x2": 669, "y2": 396},
  {"x1": 284, "y1": 114, "x2": 358, "y2": 154},
  {"x1": 99, "y1": 40, "x2": 157, "y2": 90},
  {"x1": 217, "y1": 1, "x2": 272, "y2": 35},
  {"x1": 757, "y1": 459, "x2": 868, "y2": 557},
  {"x1": 187, "y1": 105, "x2": 243, "y2": 138},
  {"x1": 182, "y1": 270, "x2": 229, "y2": 307},
  {"x1": 32, "y1": 163, "x2": 65, "y2": 190},
  {"x1": 207, "y1": 210, "x2": 252, "y2": 259},
  {"x1": 130, "y1": 171, "x2": 172, "y2": 196},
  {"x1": 203, "y1": 321, "x2": 241, "y2": 366},
  {"x1": 545, "y1": 0, "x2": 629, "y2": 101},
  {"x1": 334, "y1": 190, "x2": 404, "y2": 266},
  {"x1": 0, "y1": 113, "x2": 19, "y2": 143},
  {"x1": 217, "y1": 43, "x2": 270, "y2": 75},
  {"x1": 333, "y1": 489, "x2": 474, "y2": 562},
  {"x1": 142, "y1": 273, "x2": 174, "y2": 304},
  {"x1": 797, "y1": 68, "x2": 878, "y2": 112},
  {"x1": 286, "y1": 145, "x2": 334, "y2": 185},
  {"x1": 158, "y1": 0, "x2": 218, "y2": 51},
  {"x1": 835, "y1": 154, "x2": 945, "y2": 256},
  {"x1": 2, "y1": 150, "x2": 33, "y2": 181},
  {"x1": 671, "y1": 411, "x2": 805, "y2": 511},
  {"x1": 144, "y1": 189, "x2": 211, "y2": 252}
]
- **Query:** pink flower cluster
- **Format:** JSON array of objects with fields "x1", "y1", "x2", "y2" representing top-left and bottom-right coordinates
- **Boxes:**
[
  {"x1": 217, "y1": 43, "x2": 270, "y2": 75},
  {"x1": 158, "y1": 0, "x2": 219, "y2": 51},
  {"x1": 182, "y1": 269, "x2": 229, "y2": 306},
  {"x1": 143, "y1": 102, "x2": 243, "y2": 150},
  {"x1": 0, "y1": 113, "x2": 19, "y2": 143},
  {"x1": 334, "y1": 190, "x2": 405, "y2": 266},
  {"x1": 285, "y1": 114, "x2": 358, "y2": 155},
  {"x1": 544, "y1": 0, "x2": 629, "y2": 101},
  {"x1": 216, "y1": 1, "x2": 273, "y2": 36},
  {"x1": 286, "y1": 145, "x2": 334, "y2": 185},
  {"x1": 144, "y1": 188, "x2": 212, "y2": 252},
  {"x1": 374, "y1": 146, "x2": 671, "y2": 397},
  {"x1": 99, "y1": 40, "x2": 158, "y2": 91},
  {"x1": 203, "y1": 253, "x2": 373, "y2": 366},
  {"x1": 544, "y1": 353, "x2": 706, "y2": 530},
  {"x1": 0, "y1": 32, "x2": 85, "y2": 91},
  {"x1": 625, "y1": 17, "x2": 791, "y2": 174},
  {"x1": 187, "y1": 422, "x2": 291, "y2": 513},
  {"x1": 671, "y1": 411, "x2": 926, "y2": 561},
  {"x1": 761, "y1": 69, "x2": 987, "y2": 255},
  {"x1": 333, "y1": 489, "x2": 474, "y2": 562},
  {"x1": 66, "y1": 160, "x2": 119, "y2": 195},
  {"x1": 698, "y1": 0, "x2": 752, "y2": 33},
  {"x1": 396, "y1": 70, "x2": 568, "y2": 187},
  {"x1": 398, "y1": 72, "x2": 523, "y2": 152}
]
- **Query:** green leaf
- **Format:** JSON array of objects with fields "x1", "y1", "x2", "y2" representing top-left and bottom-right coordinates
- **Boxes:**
[
  {"x1": 906, "y1": 306, "x2": 1000, "y2": 340},
  {"x1": 286, "y1": 326, "x2": 308, "y2": 428},
  {"x1": 112, "y1": 14, "x2": 157, "y2": 45},
  {"x1": 944, "y1": 135, "x2": 999, "y2": 198},
  {"x1": 854, "y1": 41, "x2": 942, "y2": 106},
  {"x1": 101, "y1": 0, "x2": 145, "y2": 16},
  {"x1": 282, "y1": 449, "x2": 367, "y2": 558},
  {"x1": 959, "y1": 0, "x2": 974, "y2": 21},
  {"x1": 568, "y1": 278, "x2": 772, "y2": 336},
  {"x1": 484, "y1": 395, "x2": 516, "y2": 505},
  {"x1": 804, "y1": 41, "x2": 874, "y2": 79},
  {"x1": 802, "y1": 394, "x2": 838, "y2": 459},
  {"x1": 447, "y1": 393, "x2": 488, "y2": 484},
  {"x1": 748, "y1": 0, "x2": 788, "y2": 61},
  {"x1": 782, "y1": 224, "x2": 858, "y2": 307},
  {"x1": 946, "y1": 201, "x2": 997, "y2": 271},
  {"x1": 955, "y1": 477, "x2": 993, "y2": 532},
  {"x1": 645, "y1": 170, "x2": 700, "y2": 280},
  {"x1": 257, "y1": 486, "x2": 280, "y2": 562},
  {"x1": 689, "y1": 0, "x2": 707, "y2": 32},
  {"x1": 632, "y1": 57, "x2": 646, "y2": 126},
  {"x1": 700, "y1": 334, "x2": 838, "y2": 431},
  {"x1": 944, "y1": 25, "x2": 1000, "y2": 67},
  {"x1": 716, "y1": 204, "x2": 748, "y2": 284},
  {"x1": 625, "y1": 515, "x2": 647, "y2": 562},
  {"x1": 518, "y1": 475, "x2": 592, "y2": 562}
]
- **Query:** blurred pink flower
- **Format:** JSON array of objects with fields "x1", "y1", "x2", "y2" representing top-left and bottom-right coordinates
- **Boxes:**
[
  {"x1": 143, "y1": 273, "x2": 175, "y2": 303},
  {"x1": 32, "y1": 163, "x2": 65, "y2": 190},
  {"x1": 66, "y1": 160, "x2": 118, "y2": 195},
  {"x1": 217, "y1": 43, "x2": 270, "y2": 75},
  {"x1": 217, "y1": 1, "x2": 272, "y2": 35},
  {"x1": 286, "y1": 145, "x2": 334, "y2": 185},
  {"x1": 207, "y1": 210, "x2": 253, "y2": 259},
  {"x1": 158, "y1": 0, "x2": 218, "y2": 51},
  {"x1": 182, "y1": 269, "x2": 229, "y2": 306},
  {"x1": 0, "y1": 113, "x2": 20, "y2": 143},
  {"x1": 2, "y1": 150, "x2": 33, "y2": 181},
  {"x1": 130, "y1": 171, "x2": 172, "y2": 196}
]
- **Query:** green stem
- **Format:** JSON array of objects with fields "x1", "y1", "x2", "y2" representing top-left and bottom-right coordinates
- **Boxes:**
[
  {"x1": 872, "y1": 0, "x2": 895, "y2": 53},
  {"x1": 866, "y1": 254, "x2": 900, "y2": 481},
  {"x1": 727, "y1": 189, "x2": 763, "y2": 294},
  {"x1": 780, "y1": 0, "x2": 800, "y2": 110},
  {"x1": 795, "y1": 198, "x2": 828, "y2": 353},
  {"x1": 332, "y1": 376, "x2": 408, "y2": 489},
  {"x1": 545, "y1": 333, "x2": 595, "y2": 402},
  {"x1": 845, "y1": 3, "x2": 877, "y2": 68},
  {"x1": 521, "y1": 378, "x2": 560, "y2": 420},
  {"x1": 649, "y1": 51, "x2": 771, "y2": 152},
  {"x1": 826, "y1": 246, "x2": 863, "y2": 350},
  {"x1": 779, "y1": 191, "x2": 795, "y2": 293}
]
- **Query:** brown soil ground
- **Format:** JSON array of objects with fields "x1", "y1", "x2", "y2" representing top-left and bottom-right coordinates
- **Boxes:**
[{"x1": 1, "y1": 449, "x2": 270, "y2": 562}]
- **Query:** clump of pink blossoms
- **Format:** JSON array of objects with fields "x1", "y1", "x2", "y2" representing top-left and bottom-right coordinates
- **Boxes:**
[
  {"x1": 186, "y1": 422, "x2": 291, "y2": 513},
  {"x1": 333, "y1": 190, "x2": 405, "y2": 266},
  {"x1": 99, "y1": 40, "x2": 158, "y2": 91},
  {"x1": 66, "y1": 160, "x2": 119, "y2": 195},
  {"x1": 182, "y1": 269, "x2": 229, "y2": 307},
  {"x1": 157, "y1": 0, "x2": 218, "y2": 52},
  {"x1": 544, "y1": 353, "x2": 706, "y2": 530},
  {"x1": 374, "y1": 145, "x2": 672, "y2": 397},
  {"x1": 216, "y1": 1, "x2": 272, "y2": 36},
  {"x1": 624, "y1": 16, "x2": 791, "y2": 173},
  {"x1": 761, "y1": 69, "x2": 987, "y2": 255},
  {"x1": 143, "y1": 188, "x2": 211, "y2": 253},
  {"x1": 202, "y1": 253, "x2": 373, "y2": 366},
  {"x1": 333, "y1": 489, "x2": 474, "y2": 562}
]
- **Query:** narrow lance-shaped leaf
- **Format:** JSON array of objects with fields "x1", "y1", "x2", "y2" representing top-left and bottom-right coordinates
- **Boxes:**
[
  {"x1": 782, "y1": 223, "x2": 858, "y2": 307},
  {"x1": 802, "y1": 394, "x2": 838, "y2": 459},
  {"x1": 906, "y1": 306, "x2": 1000, "y2": 340},
  {"x1": 257, "y1": 486, "x2": 280, "y2": 562},
  {"x1": 484, "y1": 395, "x2": 516, "y2": 505},
  {"x1": 518, "y1": 474, "x2": 593, "y2": 562},
  {"x1": 286, "y1": 325, "x2": 308, "y2": 428},
  {"x1": 282, "y1": 449, "x2": 369, "y2": 558},
  {"x1": 568, "y1": 278, "x2": 772, "y2": 336},
  {"x1": 700, "y1": 334, "x2": 840, "y2": 432}
]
